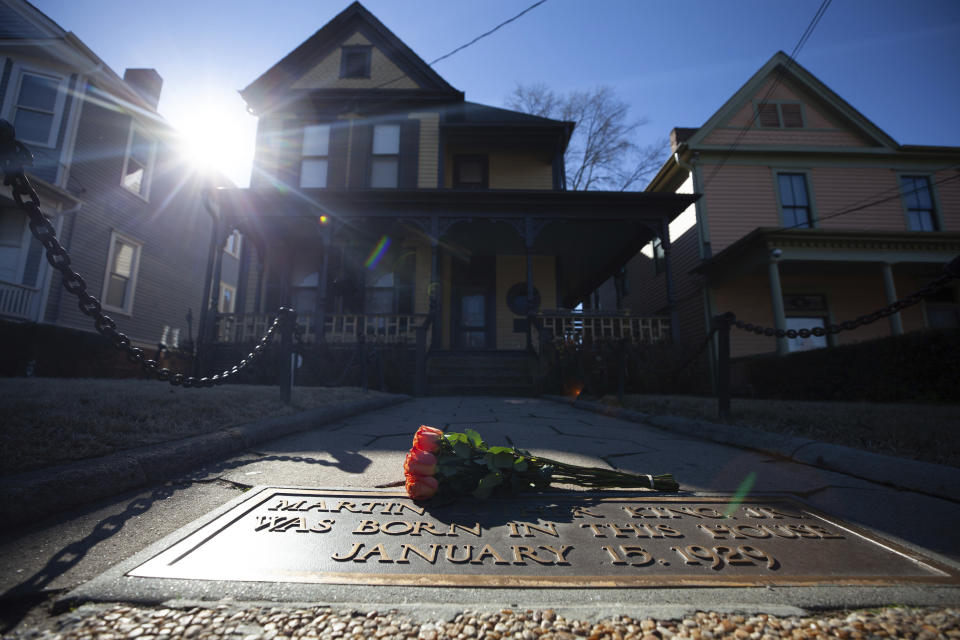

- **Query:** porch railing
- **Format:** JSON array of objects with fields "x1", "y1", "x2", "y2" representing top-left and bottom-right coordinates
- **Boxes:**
[
  {"x1": 215, "y1": 312, "x2": 429, "y2": 345},
  {"x1": 537, "y1": 310, "x2": 671, "y2": 345},
  {"x1": 0, "y1": 280, "x2": 39, "y2": 320}
]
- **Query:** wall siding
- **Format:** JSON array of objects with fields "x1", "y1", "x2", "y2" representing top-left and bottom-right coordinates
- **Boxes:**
[
  {"x1": 495, "y1": 254, "x2": 556, "y2": 350},
  {"x1": 702, "y1": 164, "x2": 779, "y2": 254},
  {"x1": 52, "y1": 97, "x2": 214, "y2": 349},
  {"x1": 444, "y1": 147, "x2": 553, "y2": 190},
  {"x1": 409, "y1": 112, "x2": 439, "y2": 189},
  {"x1": 291, "y1": 32, "x2": 418, "y2": 90}
]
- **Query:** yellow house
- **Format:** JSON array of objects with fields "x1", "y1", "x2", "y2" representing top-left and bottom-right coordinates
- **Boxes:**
[
  {"x1": 631, "y1": 51, "x2": 960, "y2": 367},
  {"x1": 210, "y1": 2, "x2": 694, "y2": 393}
]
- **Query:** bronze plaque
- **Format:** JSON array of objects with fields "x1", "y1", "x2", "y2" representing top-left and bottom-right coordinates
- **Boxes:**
[{"x1": 129, "y1": 488, "x2": 960, "y2": 587}]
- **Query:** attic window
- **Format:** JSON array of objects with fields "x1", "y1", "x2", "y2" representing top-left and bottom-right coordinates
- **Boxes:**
[
  {"x1": 756, "y1": 102, "x2": 805, "y2": 128},
  {"x1": 340, "y1": 46, "x2": 371, "y2": 78}
]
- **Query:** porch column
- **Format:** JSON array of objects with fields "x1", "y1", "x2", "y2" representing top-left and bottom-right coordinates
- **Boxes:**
[
  {"x1": 525, "y1": 217, "x2": 535, "y2": 350},
  {"x1": 429, "y1": 216, "x2": 441, "y2": 349},
  {"x1": 882, "y1": 262, "x2": 904, "y2": 336},
  {"x1": 768, "y1": 256, "x2": 789, "y2": 355},
  {"x1": 660, "y1": 219, "x2": 680, "y2": 344},
  {"x1": 315, "y1": 223, "x2": 331, "y2": 342}
]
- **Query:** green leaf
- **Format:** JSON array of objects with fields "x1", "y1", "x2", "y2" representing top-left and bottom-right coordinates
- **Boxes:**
[
  {"x1": 473, "y1": 472, "x2": 503, "y2": 499},
  {"x1": 487, "y1": 446, "x2": 513, "y2": 455},
  {"x1": 464, "y1": 429, "x2": 485, "y2": 450},
  {"x1": 513, "y1": 458, "x2": 528, "y2": 473}
]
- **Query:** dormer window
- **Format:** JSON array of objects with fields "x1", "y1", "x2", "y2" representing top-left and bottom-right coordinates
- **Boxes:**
[
  {"x1": 756, "y1": 102, "x2": 804, "y2": 128},
  {"x1": 340, "y1": 46, "x2": 371, "y2": 78}
]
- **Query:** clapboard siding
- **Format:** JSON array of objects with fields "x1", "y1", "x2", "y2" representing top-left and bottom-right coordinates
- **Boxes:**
[
  {"x1": 52, "y1": 96, "x2": 214, "y2": 348},
  {"x1": 702, "y1": 164, "x2": 779, "y2": 254},
  {"x1": 808, "y1": 167, "x2": 905, "y2": 231},
  {"x1": 933, "y1": 168, "x2": 960, "y2": 231}
]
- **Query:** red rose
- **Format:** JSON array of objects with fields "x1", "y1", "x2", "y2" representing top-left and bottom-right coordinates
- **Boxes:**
[
  {"x1": 412, "y1": 425, "x2": 444, "y2": 453},
  {"x1": 404, "y1": 448, "x2": 437, "y2": 476},
  {"x1": 405, "y1": 474, "x2": 439, "y2": 500}
]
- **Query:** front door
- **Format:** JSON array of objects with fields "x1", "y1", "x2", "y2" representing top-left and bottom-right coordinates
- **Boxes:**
[{"x1": 451, "y1": 255, "x2": 495, "y2": 350}]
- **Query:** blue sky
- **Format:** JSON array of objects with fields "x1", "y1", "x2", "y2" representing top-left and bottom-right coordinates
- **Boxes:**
[{"x1": 29, "y1": 0, "x2": 960, "y2": 187}]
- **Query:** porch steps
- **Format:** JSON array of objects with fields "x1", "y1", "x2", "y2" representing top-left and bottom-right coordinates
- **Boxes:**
[{"x1": 426, "y1": 350, "x2": 537, "y2": 396}]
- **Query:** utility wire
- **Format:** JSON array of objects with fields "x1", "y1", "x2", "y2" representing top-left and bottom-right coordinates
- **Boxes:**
[
  {"x1": 779, "y1": 169, "x2": 960, "y2": 231},
  {"x1": 428, "y1": 0, "x2": 549, "y2": 67},
  {"x1": 371, "y1": 0, "x2": 550, "y2": 91},
  {"x1": 703, "y1": 0, "x2": 832, "y2": 188}
]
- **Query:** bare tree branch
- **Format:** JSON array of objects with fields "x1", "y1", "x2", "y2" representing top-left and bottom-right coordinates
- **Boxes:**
[{"x1": 506, "y1": 83, "x2": 667, "y2": 191}]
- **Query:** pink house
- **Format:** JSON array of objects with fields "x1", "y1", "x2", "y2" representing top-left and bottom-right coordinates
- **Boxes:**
[{"x1": 627, "y1": 51, "x2": 960, "y2": 366}]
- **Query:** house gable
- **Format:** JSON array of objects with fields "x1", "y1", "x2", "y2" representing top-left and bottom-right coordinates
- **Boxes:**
[
  {"x1": 241, "y1": 2, "x2": 461, "y2": 113},
  {"x1": 689, "y1": 51, "x2": 899, "y2": 152}
]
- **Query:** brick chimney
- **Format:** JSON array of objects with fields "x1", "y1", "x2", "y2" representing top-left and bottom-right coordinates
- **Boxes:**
[{"x1": 123, "y1": 68, "x2": 163, "y2": 110}]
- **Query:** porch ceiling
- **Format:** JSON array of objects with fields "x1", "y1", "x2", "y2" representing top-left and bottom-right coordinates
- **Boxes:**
[
  {"x1": 218, "y1": 187, "x2": 697, "y2": 304},
  {"x1": 695, "y1": 227, "x2": 960, "y2": 283}
]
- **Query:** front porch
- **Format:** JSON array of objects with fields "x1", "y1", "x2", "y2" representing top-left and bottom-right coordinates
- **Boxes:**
[{"x1": 213, "y1": 309, "x2": 672, "y2": 348}]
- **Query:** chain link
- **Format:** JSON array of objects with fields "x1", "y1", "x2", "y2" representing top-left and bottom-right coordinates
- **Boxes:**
[
  {"x1": 2, "y1": 130, "x2": 287, "y2": 388},
  {"x1": 721, "y1": 256, "x2": 960, "y2": 338}
]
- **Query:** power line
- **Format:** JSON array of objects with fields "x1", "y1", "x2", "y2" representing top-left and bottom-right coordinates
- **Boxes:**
[
  {"x1": 779, "y1": 168, "x2": 960, "y2": 231},
  {"x1": 371, "y1": 0, "x2": 550, "y2": 92},
  {"x1": 703, "y1": 0, "x2": 832, "y2": 188},
  {"x1": 428, "y1": 0, "x2": 549, "y2": 67}
]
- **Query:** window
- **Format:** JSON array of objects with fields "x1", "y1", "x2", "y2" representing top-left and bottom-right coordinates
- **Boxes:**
[
  {"x1": 224, "y1": 229, "x2": 242, "y2": 258},
  {"x1": 784, "y1": 294, "x2": 829, "y2": 352},
  {"x1": 900, "y1": 176, "x2": 938, "y2": 231},
  {"x1": 8, "y1": 68, "x2": 66, "y2": 147},
  {"x1": 121, "y1": 124, "x2": 156, "y2": 198},
  {"x1": 340, "y1": 46, "x2": 371, "y2": 78},
  {"x1": 453, "y1": 155, "x2": 488, "y2": 189},
  {"x1": 102, "y1": 233, "x2": 141, "y2": 314},
  {"x1": 300, "y1": 124, "x2": 330, "y2": 188},
  {"x1": 756, "y1": 102, "x2": 804, "y2": 129},
  {"x1": 218, "y1": 282, "x2": 236, "y2": 313},
  {"x1": 652, "y1": 237, "x2": 666, "y2": 275},
  {"x1": 777, "y1": 173, "x2": 813, "y2": 228},
  {"x1": 370, "y1": 124, "x2": 400, "y2": 188}
]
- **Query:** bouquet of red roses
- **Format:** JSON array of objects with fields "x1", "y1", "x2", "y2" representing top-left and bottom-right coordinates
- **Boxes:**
[{"x1": 403, "y1": 425, "x2": 679, "y2": 501}]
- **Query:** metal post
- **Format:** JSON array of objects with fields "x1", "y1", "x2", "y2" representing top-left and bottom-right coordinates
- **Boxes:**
[
  {"x1": 415, "y1": 324, "x2": 427, "y2": 396},
  {"x1": 278, "y1": 306, "x2": 296, "y2": 403},
  {"x1": 715, "y1": 314, "x2": 731, "y2": 420},
  {"x1": 617, "y1": 338, "x2": 625, "y2": 405},
  {"x1": 360, "y1": 332, "x2": 368, "y2": 393}
]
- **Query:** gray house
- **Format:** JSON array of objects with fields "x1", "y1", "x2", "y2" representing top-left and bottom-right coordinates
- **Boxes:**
[{"x1": 0, "y1": 0, "x2": 234, "y2": 373}]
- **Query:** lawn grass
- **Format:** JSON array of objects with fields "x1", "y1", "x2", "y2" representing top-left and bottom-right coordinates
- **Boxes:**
[
  {"x1": 600, "y1": 394, "x2": 960, "y2": 469},
  {"x1": 0, "y1": 378, "x2": 393, "y2": 476}
]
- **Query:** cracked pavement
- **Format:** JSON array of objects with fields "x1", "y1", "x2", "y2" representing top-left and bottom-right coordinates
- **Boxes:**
[{"x1": 1, "y1": 395, "x2": 958, "y2": 617}]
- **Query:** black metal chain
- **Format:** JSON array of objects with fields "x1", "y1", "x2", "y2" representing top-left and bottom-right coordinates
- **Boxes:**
[
  {"x1": 1, "y1": 120, "x2": 289, "y2": 388},
  {"x1": 721, "y1": 255, "x2": 960, "y2": 339}
]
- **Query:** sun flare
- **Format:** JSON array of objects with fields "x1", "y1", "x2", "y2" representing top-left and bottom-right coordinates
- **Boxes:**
[{"x1": 172, "y1": 99, "x2": 256, "y2": 187}]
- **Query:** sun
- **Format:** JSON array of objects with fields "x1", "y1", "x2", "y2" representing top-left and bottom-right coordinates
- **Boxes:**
[{"x1": 171, "y1": 96, "x2": 257, "y2": 187}]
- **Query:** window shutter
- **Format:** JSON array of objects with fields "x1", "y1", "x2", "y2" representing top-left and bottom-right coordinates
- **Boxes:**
[
  {"x1": 398, "y1": 119, "x2": 420, "y2": 188},
  {"x1": 349, "y1": 122, "x2": 372, "y2": 188},
  {"x1": 757, "y1": 103, "x2": 780, "y2": 128},
  {"x1": 327, "y1": 122, "x2": 349, "y2": 188},
  {"x1": 781, "y1": 104, "x2": 804, "y2": 128}
]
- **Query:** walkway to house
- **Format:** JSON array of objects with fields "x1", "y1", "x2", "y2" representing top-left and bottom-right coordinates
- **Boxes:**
[{"x1": 1, "y1": 395, "x2": 958, "y2": 637}]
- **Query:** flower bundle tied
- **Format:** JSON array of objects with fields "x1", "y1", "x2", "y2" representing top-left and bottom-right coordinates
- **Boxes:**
[{"x1": 404, "y1": 425, "x2": 679, "y2": 501}]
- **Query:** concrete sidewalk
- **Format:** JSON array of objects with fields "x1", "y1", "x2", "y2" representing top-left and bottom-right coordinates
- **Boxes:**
[{"x1": 1, "y1": 395, "x2": 959, "y2": 630}]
